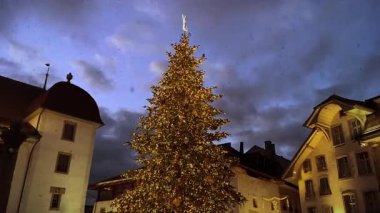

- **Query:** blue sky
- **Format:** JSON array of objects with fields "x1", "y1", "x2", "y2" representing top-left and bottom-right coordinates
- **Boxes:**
[{"x1": 1, "y1": 0, "x2": 380, "y2": 183}]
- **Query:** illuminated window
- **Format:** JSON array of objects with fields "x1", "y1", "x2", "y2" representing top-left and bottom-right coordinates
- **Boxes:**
[
  {"x1": 61, "y1": 121, "x2": 76, "y2": 141},
  {"x1": 316, "y1": 155, "x2": 327, "y2": 171},
  {"x1": 307, "y1": 206, "x2": 317, "y2": 213},
  {"x1": 356, "y1": 152, "x2": 372, "y2": 175},
  {"x1": 343, "y1": 192, "x2": 358, "y2": 213},
  {"x1": 303, "y1": 159, "x2": 312, "y2": 172},
  {"x1": 55, "y1": 152, "x2": 71, "y2": 174},
  {"x1": 305, "y1": 180, "x2": 315, "y2": 200},
  {"x1": 337, "y1": 156, "x2": 352, "y2": 178},
  {"x1": 49, "y1": 186, "x2": 65, "y2": 210},
  {"x1": 364, "y1": 191, "x2": 378, "y2": 213},
  {"x1": 349, "y1": 119, "x2": 362, "y2": 140},
  {"x1": 332, "y1": 125, "x2": 345, "y2": 146},
  {"x1": 319, "y1": 177, "x2": 331, "y2": 195}
]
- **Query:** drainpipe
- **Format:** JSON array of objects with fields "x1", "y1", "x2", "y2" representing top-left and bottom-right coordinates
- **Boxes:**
[
  {"x1": 16, "y1": 109, "x2": 45, "y2": 213},
  {"x1": 0, "y1": 121, "x2": 28, "y2": 213}
]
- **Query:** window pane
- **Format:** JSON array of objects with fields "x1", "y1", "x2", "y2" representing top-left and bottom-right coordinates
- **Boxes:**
[
  {"x1": 337, "y1": 157, "x2": 351, "y2": 178},
  {"x1": 50, "y1": 194, "x2": 61, "y2": 209},
  {"x1": 349, "y1": 119, "x2": 362, "y2": 140},
  {"x1": 322, "y1": 205, "x2": 333, "y2": 213},
  {"x1": 62, "y1": 122, "x2": 76, "y2": 141},
  {"x1": 319, "y1": 177, "x2": 331, "y2": 195},
  {"x1": 55, "y1": 153, "x2": 71, "y2": 173},
  {"x1": 364, "y1": 191, "x2": 378, "y2": 213},
  {"x1": 332, "y1": 125, "x2": 345, "y2": 146},
  {"x1": 343, "y1": 193, "x2": 358, "y2": 213},
  {"x1": 307, "y1": 207, "x2": 317, "y2": 213},
  {"x1": 305, "y1": 180, "x2": 315, "y2": 200},
  {"x1": 316, "y1": 155, "x2": 327, "y2": 171},
  {"x1": 356, "y1": 152, "x2": 372, "y2": 175},
  {"x1": 252, "y1": 198, "x2": 258, "y2": 208},
  {"x1": 303, "y1": 159, "x2": 311, "y2": 172}
]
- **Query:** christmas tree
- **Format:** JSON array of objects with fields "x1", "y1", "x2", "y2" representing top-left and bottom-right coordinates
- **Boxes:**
[{"x1": 113, "y1": 27, "x2": 245, "y2": 213}]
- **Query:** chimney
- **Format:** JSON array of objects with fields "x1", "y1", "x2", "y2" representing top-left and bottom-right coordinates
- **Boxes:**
[
  {"x1": 265, "y1": 140, "x2": 275, "y2": 156},
  {"x1": 239, "y1": 142, "x2": 244, "y2": 154}
]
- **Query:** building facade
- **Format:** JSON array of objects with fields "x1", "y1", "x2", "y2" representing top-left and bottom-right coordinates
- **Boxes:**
[
  {"x1": 0, "y1": 75, "x2": 103, "y2": 213},
  {"x1": 90, "y1": 141, "x2": 300, "y2": 213},
  {"x1": 283, "y1": 95, "x2": 380, "y2": 213}
]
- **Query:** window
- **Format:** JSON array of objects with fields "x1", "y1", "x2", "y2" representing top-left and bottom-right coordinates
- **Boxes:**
[
  {"x1": 288, "y1": 199, "x2": 294, "y2": 212},
  {"x1": 252, "y1": 198, "x2": 258, "y2": 208},
  {"x1": 319, "y1": 177, "x2": 332, "y2": 195},
  {"x1": 307, "y1": 207, "x2": 317, "y2": 213},
  {"x1": 322, "y1": 205, "x2": 333, "y2": 213},
  {"x1": 49, "y1": 186, "x2": 65, "y2": 210},
  {"x1": 356, "y1": 152, "x2": 372, "y2": 175},
  {"x1": 349, "y1": 119, "x2": 362, "y2": 140},
  {"x1": 343, "y1": 192, "x2": 358, "y2": 213},
  {"x1": 316, "y1": 155, "x2": 327, "y2": 171},
  {"x1": 281, "y1": 199, "x2": 288, "y2": 210},
  {"x1": 332, "y1": 125, "x2": 345, "y2": 146},
  {"x1": 303, "y1": 159, "x2": 312, "y2": 172},
  {"x1": 305, "y1": 180, "x2": 315, "y2": 200},
  {"x1": 364, "y1": 191, "x2": 378, "y2": 213},
  {"x1": 50, "y1": 194, "x2": 61, "y2": 210},
  {"x1": 61, "y1": 121, "x2": 76, "y2": 141},
  {"x1": 55, "y1": 152, "x2": 71, "y2": 174},
  {"x1": 99, "y1": 188, "x2": 114, "y2": 201},
  {"x1": 337, "y1": 156, "x2": 352, "y2": 178}
]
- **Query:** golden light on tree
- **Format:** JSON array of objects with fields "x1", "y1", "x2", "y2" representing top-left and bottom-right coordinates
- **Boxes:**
[{"x1": 112, "y1": 31, "x2": 245, "y2": 212}]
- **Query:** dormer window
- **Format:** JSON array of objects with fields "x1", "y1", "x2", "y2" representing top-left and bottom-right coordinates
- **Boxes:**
[
  {"x1": 62, "y1": 121, "x2": 76, "y2": 141},
  {"x1": 332, "y1": 125, "x2": 345, "y2": 146}
]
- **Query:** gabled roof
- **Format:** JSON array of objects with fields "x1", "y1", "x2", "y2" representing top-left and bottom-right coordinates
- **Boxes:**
[
  {"x1": 283, "y1": 94, "x2": 379, "y2": 181},
  {"x1": 282, "y1": 130, "x2": 320, "y2": 180},
  {"x1": 304, "y1": 94, "x2": 373, "y2": 128}
]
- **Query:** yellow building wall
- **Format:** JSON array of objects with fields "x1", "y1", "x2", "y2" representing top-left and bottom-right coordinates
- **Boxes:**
[
  {"x1": 234, "y1": 167, "x2": 300, "y2": 213},
  {"x1": 7, "y1": 109, "x2": 99, "y2": 213},
  {"x1": 297, "y1": 114, "x2": 379, "y2": 213}
]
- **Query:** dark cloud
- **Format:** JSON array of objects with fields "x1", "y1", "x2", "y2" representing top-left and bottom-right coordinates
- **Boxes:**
[
  {"x1": 74, "y1": 60, "x2": 113, "y2": 90},
  {"x1": 0, "y1": 0, "x2": 93, "y2": 36},
  {"x1": 0, "y1": 57, "x2": 19, "y2": 70},
  {"x1": 301, "y1": 36, "x2": 334, "y2": 72},
  {"x1": 90, "y1": 108, "x2": 142, "y2": 183},
  {"x1": 1, "y1": 0, "x2": 379, "y2": 185}
]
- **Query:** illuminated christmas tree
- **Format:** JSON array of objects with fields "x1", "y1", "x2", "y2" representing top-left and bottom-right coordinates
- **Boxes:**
[{"x1": 113, "y1": 22, "x2": 245, "y2": 212}]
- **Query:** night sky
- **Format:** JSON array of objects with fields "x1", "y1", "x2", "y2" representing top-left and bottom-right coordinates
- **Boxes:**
[{"x1": 1, "y1": 0, "x2": 380, "y2": 184}]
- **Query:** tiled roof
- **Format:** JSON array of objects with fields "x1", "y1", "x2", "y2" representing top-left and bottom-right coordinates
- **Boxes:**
[{"x1": 0, "y1": 76, "x2": 43, "y2": 123}]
